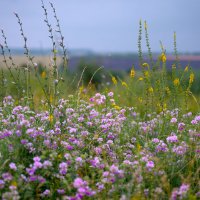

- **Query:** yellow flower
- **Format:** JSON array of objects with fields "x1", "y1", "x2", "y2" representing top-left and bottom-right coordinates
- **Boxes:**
[
  {"x1": 49, "y1": 114, "x2": 53, "y2": 122},
  {"x1": 121, "y1": 81, "x2": 128, "y2": 87},
  {"x1": 189, "y1": 73, "x2": 194, "y2": 84},
  {"x1": 79, "y1": 86, "x2": 84, "y2": 93},
  {"x1": 160, "y1": 53, "x2": 167, "y2": 63},
  {"x1": 173, "y1": 78, "x2": 180, "y2": 86},
  {"x1": 57, "y1": 154, "x2": 62, "y2": 159},
  {"x1": 184, "y1": 65, "x2": 189, "y2": 72},
  {"x1": 138, "y1": 77, "x2": 143, "y2": 81},
  {"x1": 148, "y1": 87, "x2": 154, "y2": 93},
  {"x1": 137, "y1": 143, "x2": 141, "y2": 152},
  {"x1": 138, "y1": 97, "x2": 143, "y2": 103},
  {"x1": 130, "y1": 67, "x2": 135, "y2": 78},
  {"x1": 11, "y1": 181, "x2": 17, "y2": 187},
  {"x1": 142, "y1": 63, "x2": 149, "y2": 67},
  {"x1": 144, "y1": 71, "x2": 149, "y2": 78},
  {"x1": 50, "y1": 95, "x2": 53, "y2": 103},
  {"x1": 165, "y1": 87, "x2": 171, "y2": 95},
  {"x1": 114, "y1": 105, "x2": 121, "y2": 110},
  {"x1": 41, "y1": 71, "x2": 46, "y2": 78},
  {"x1": 112, "y1": 76, "x2": 117, "y2": 85}
]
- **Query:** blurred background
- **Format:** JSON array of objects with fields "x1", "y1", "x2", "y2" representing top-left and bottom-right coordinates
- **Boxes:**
[{"x1": 0, "y1": 0, "x2": 200, "y2": 70}]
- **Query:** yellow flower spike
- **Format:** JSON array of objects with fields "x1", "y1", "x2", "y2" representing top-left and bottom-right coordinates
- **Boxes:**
[
  {"x1": 189, "y1": 73, "x2": 194, "y2": 84},
  {"x1": 142, "y1": 63, "x2": 149, "y2": 67},
  {"x1": 160, "y1": 52, "x2": 167, "y2": 63},
  {"x1": 184, "y1": 65, "x2": 189, "y2": 72},
  {"x1": 138, "y1": 97, "x2": 143, "y2": 103},
  {"x1": 41, "y1": 71, "x2": 46, "y2": 78},
  {"x1": 136, "y1": 143, "x2": 141, "y2": 152},
  {"x1": 114, "y1": 105, "x2": 121, "y2": 110},
  {"x1": 112, "y1": 76, "x2": 117, "y2": 85},
  {"x1": 130, "y1": 67, "x2": 135, "y2": 78},
  {"x1": 173, "y1": 78, "x2": 180, "y2": 86},
  {"x1": 144, "y1": 71, "x2": 149, "y2": 78},
  {"x1": 79, "y1": 86, "x2": 84, "y2": 93},
  {"x1": 49, "y1": 114, "x2": 54, "y2": 123},
  {"x1": 11, "y1": 181, "x2": 17, "y2": 187},
  {"x1": 138, "y1": 77, "x2": 144, "y2": 81},
  {"x1": 164, "y1": 103, "x2": 167, "y2": 111},
  {"x1": 165, "y1": 87, "x2": 171, "y2": 95},
  {"x1": 49, "y1": 95, "x2": 53, "y2": 103},
  {"x1": 57, "y1": 154, "x2": 62, "y2": 159},
  {"x1": 121, "y1": 81, "x2": 128, "y2": 87},
  {"x1": 148, "y1": 87, "x2": 154, "y2": 93}
]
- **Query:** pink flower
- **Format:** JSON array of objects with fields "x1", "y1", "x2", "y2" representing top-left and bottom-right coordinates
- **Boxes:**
[
  {"x1": 170, "y1": 118, "x2": 177, "y2": 123},
  {"x1": 73, "y1": 178, "x2": 86, "y2": 188},
  {"x1": 146, "y1": 161, "x2": 154, "y2": 170},
  {"x1": 9, "y1": 163, "x2": 17, "y2": 171}
]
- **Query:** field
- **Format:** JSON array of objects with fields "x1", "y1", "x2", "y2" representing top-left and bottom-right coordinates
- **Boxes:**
[{"x1": 0, "y1": 3, "x2": 200, "y2": 200}]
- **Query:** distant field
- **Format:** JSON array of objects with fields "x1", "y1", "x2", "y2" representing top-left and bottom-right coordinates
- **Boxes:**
[{"x1": 1, "y1": 54, "x2": 200, "y2": 71}]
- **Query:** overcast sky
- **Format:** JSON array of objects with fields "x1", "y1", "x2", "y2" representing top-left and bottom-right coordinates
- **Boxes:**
[{"x1": 0, "y1": 0, "x2": 200, "y2": 53}]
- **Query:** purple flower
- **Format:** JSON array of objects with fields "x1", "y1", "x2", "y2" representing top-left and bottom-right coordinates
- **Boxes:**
[
  {"x1": 0, "y1": 179, "x2": 5, "y2": 189},
  {"x1": 57, "y1": 189, "x2": 65, "y2": 194},
  {"x1": 2, "y1": 172, "x2": 13, "y2": 182},
  {"x1": 108, "y1": 92, "x2": 114, "y2": 97},
  {"x1": 178, "y1": 122, "x2": 185, "y2": 131},
  {"x1": 33, "y1": 156, "x2": 41, "y2": 162},
  {"x1": 146, "y1": 161, "x2": 155, "y2": 170},
  {"x1": 170, "y1": 118, "x2": 177, "y2": 123},
  {"x1": 73, "y1": 178, "x2": 86, "y2": 188},
  {"x1": 166, "y1": 135, "x2": 178, "y2": 143},
  {"x1": 41, "y1": 189, "x2": 51, "y2": 197},
  {"x1": 43, "y1": 160, "x2": 52, "y2": 169},
  {"x1": 59, "y1": 162, "x2": 68, "y2": 175},
  {"x1": 9, "y1": 162, "x2": 17, "y2": 171}
]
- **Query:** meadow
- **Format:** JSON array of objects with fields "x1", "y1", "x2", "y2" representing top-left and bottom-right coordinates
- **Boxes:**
[{"x1": 0, "y1": 2, "x2": 200, "y2": 200}]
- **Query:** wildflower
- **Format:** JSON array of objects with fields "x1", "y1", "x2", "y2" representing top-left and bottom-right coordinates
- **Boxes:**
[
  {"x1": 173, "y1": 78, "x2": 180, "y2": 86},
  {"x1": 189, "y1": 72, "x2": 194, "y2": 84},
  {"x1": 144, "y1": 71, "x2": 149, "y2": 78},
  {"x1": 41, "y1": 189, "x2": 51, "y2": 197},
  {"x1": 166, "y1": 135, "x2": 178, "y2": 143},
  {"x1": 130, "y1": 67, "x2": 135, "y2": 78},
  {"x1": 173, "y1": 143, "x2": 187, "y2": 155},
  {"x1": 165, "y1": 87, "x2": 171, "y2": 95},
  {"x1": 170, "y1": 117, "x2": 177, "y2": 123},
  {"x1": 114, "y1": 105, "x2": 121, "y2": 110},
  {"x1": 59, "y1": 162, "x2": 68, "y2": 175},
  {"x1": 57, "y1": 189, "x2": 65, "y2": 194},
  {"x1": 138, "y1": 77, "x2": 144, "y2": 81},
  {"x1": 0, "y1": 179, "x2": 5, "y2": 189},
  {"x1": 184, "y1": 65, "x2": 189, "y2": 72},
  {"x1": 112, "y1": 76, "x2": 117, "y2": 85},
  {"x1": 138, "y1": 97, "x2": 143, "y2": 103},
  {"x1": 108, "y1": 92, "x2": 114, "y2": 97},
  {"x1": 146, "y1": 161, "x2": 154, "y2": 170},
  {"x1": 148, "y1": 87, "x2": 154, "y2": 93},
  {"x1": 73, "y1": 178, "x2": 86, "y2": 188},
  {"x1": 49, "y1": 95, "x2": 53, "y2": 103},
  {"x1": 178, "y1": 122, "x2": 185, "y2": 131},
  {"x1": 121, "y1": 81, "x2": 128, "y2": 87},
  {"x1": 142, "y1": 63, "x2": 149, "y2": 67},
  {"x1": 41, "y1": 71, "x2": 46, "y2": 78},
  {"x1": 9, "y1": 163, "x2": 17, "y2": 171},
  {"x1": 160, "y1": 52, "x2": 167, "y2": 63},
  {"x1": 49, "y1": 114, "x2": 53, "y2": 122}
]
